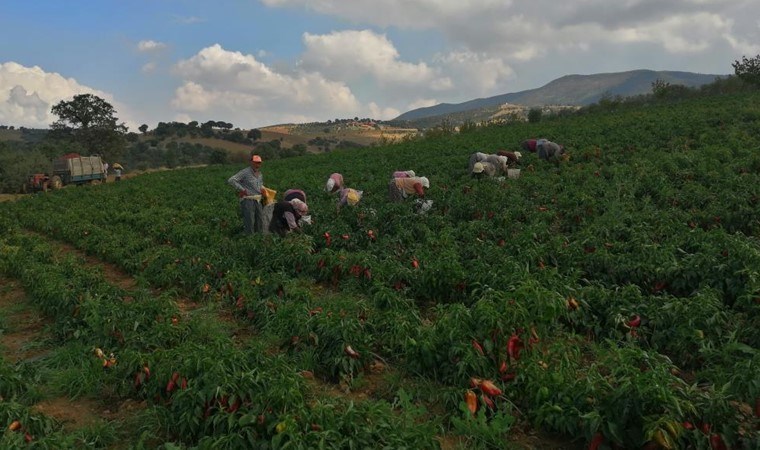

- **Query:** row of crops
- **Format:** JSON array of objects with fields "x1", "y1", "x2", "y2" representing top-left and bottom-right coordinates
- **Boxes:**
[{"x1": 1, "y1": 90, "x2": 759, "y2": 448}]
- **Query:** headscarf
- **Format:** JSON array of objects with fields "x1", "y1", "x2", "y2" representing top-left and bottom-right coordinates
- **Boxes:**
[
  {"x1": 325, "y1": 178, "x2": 335, "y2": 192},
  {"x1": 290, "y1": 198, "x2": 308, "y2": 215},
  {"x1": 418, "y1": 177, "x2": 430, "y2": 188}
]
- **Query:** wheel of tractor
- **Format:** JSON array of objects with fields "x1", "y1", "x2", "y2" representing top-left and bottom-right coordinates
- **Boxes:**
[{"x1": 50, "y1": 175, "x2": 63, "y2": 190}]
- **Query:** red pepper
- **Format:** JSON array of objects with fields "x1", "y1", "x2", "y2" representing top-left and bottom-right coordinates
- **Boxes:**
[
  {"x1": 709, "y1": 434, "x2": 727, "y2": 450},
  {"x1": 471, "y1": 339, "x2": 485, "y2": 356},
  {"x1": 344, "y1": 345, "x2": 360, "y2": 359},
  {"x1": 588, "y1": 432, "x2": 604, "y2": 450},
  {"x1": 499, "y1": 361, "x2": 508, "y2": 374},
  {"x1": 481, "y1": 394, "x2": 495, "y2": 409},
  {"x1": 464, "y1": 390, "x2": 478, "y2": 416},
  {"x1": 411, "y1": 258, "x2": 419, "y2": 269},
  {"x1": 469, "y1": 377, "x2": 483, "y2": 389},
  {"x1": 507, "y1": 334, "x2": 523, "y2": 361},
  {"x1": 529, "y1": 327, "x2": 540, "y2": 346},
  {"x1": 682, "y1": 421, "x2": 694, "y2": 430},
  {"x1": 324, "y1": 232, "x2": 331, "y2": 247},
  {"x1": 626, "y1": 315, "x2": 641, "y2": 328},
  {"x1": 500, "y1": 372, "x2": 516, "y2": 382},
  {"x1": 479, "y1": 380, "x2": 502, "y2": 396}
]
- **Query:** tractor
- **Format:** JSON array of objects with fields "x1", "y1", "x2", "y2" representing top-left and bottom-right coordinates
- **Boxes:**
[{"x1": 21, "y1": 154, "x2": 106, "y2": 194}]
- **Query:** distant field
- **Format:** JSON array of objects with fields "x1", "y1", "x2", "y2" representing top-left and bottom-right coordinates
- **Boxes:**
[{"x1": 0, "y1": 129, "x2": 23, "y2": 141}]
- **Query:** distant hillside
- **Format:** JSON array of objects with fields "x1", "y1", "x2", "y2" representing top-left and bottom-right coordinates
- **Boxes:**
[{"x1": 395, "y1": 70, "x2": 724, "y2": 122}]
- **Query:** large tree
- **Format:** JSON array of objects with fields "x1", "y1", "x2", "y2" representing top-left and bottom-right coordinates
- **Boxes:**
[
  {"x1": 732, "y1": 54, "x2": 760, "y2": 86},
  {"x1": 49, "y1": 94, "x2": 128, "y2": 160}
]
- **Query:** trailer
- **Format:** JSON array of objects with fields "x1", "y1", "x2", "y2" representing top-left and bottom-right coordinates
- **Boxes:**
[{"x1": 49, "y1": 153, "x2": 106, "y2": 189}]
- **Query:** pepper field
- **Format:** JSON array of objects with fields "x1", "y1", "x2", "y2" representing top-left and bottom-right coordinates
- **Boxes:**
[{"x1": 1, "y1": 90, "x2": 759, "y2": 449}]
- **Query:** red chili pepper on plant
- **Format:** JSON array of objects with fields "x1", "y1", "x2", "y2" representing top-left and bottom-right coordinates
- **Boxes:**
[
  {"x1": 344, "y1": 345, "x2": 360, "y2": 359},
  {"x1": 709, "y1": 434, "x2": 727, "y2": 450},
  {"x1": 471, "y1": 339, "x2": 484, "y2": 356},
  {"x1": 464, "y1": 390, "x2": 478, "y2": 416},
  {"x1": 481, "y1": 394, "x2": 495, "y2": 409},
  {"x1": 507, "y1": 334, "x2": 524, "y2": 361},
  {"x1": 626, "y1": 315, "x2": 641, "y2": 328},
  {"x1": 479, "y1": 380, "x2": 502, "y2": 396},
  {"x1": 588, "y1": 432, "x2": 604, "y2": 450}
]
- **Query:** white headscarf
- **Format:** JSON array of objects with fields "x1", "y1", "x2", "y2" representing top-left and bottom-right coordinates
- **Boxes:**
[
  {"x1": 325, "y1": 178, "x2": 335, "y2": 192},
  {"x1": 418, "y1": 176, "x2": 430, "y2": 188},
  {"x1": 290, "y1": 198, "x2": 309, "y2": 215},
  {"x1": 405, "y1": 170, "x2": 416, "y2": 177}
]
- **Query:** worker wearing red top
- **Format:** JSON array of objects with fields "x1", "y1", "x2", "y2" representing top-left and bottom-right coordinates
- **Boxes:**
[{"x1": 388, "y1": 176, "x2": 429, "y2": 202}]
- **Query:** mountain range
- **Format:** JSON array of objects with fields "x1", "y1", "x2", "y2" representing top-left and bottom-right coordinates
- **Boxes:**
[{"x1": 393, "y1": 69, "x2": 725, "y2": 123}]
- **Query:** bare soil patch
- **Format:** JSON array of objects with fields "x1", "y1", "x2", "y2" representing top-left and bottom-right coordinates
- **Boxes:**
[{"x1": 0, "y1": 277, "x2": 48, "y2": 362}]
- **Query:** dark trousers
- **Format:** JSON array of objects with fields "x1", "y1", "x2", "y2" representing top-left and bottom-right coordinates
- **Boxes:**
[{"x1": 240, "y1": 198, "x2": 263, "y2": 234}]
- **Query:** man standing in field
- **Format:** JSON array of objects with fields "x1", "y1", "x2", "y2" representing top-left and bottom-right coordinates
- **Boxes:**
[{"x1": 228, "y1": 154, "x2": 266, "y2": 234}]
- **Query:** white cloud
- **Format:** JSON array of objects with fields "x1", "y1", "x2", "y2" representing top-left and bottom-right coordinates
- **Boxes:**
[
  {"x1": 0, "y1": 61, "x2": 119, "y2": 128},
  {"x1": 263, "y1": 0, "x2": 759, "y2": 66},
  {"x1": 433, "y1": 51, "x2": 514, "y2": 95},
  {"x1": 171, "y1": 44, "x2": 362, "y2": 127},
  {"x1": 300, "y1": 30, "x2": 440, "y2": 87},
  {"x1": 141, "y1": 62, "x2": 157, "y2": 73},
  {"x1": 172, "y1": 15, "x2": 204, "y2": 24},
  {"x1": 407, "y1": 98, "x2": 438, "y2": 110},
  {"x1": 137, "y1": 40, "x2": 167, "y2": 52},
  {"x1": 368, "y1": 102, "x2": 400, "y2": 120}
]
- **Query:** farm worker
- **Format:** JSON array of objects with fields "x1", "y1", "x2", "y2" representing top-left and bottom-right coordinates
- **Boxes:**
[
  {"x1": 337, "y1": 188, "x2": 363, "y2": 211},
  {"x1": 228, "y1": 154, "x2": 266, "y2": 234},
  {"x1": 392, "y1": 170, "x2": 415, "y2": 178},
  {"x1": 388, "y1": 176, "x2": 429, "y2": 202},
  {"x1": 325, "y1": 173, "x2": 343, "y2": 193},
  {"x1": 496, "y1": 151, "x2": 522, "y2": 166},
  {"x1": 283, "y1": 188, "x2": 306, "y2": 203},
  {"x1": 113, "y1": 163, "x2": 123, "y2": 182},
  {"x1": 521, "y1": 139, "x2": 565, "y2": 160},
  {"x1": 471, "y1": 161, "x2": 497, "y2": 178},
  {"x1": 102, "y1": 161, "x2": 109, "y2": 177},
  {"x1": 468, "y1": 152, "x2": 488, "y2": 172},
  {"x1": 269, "y1": 198, "x2": 309, "y2": 236},
  {"x1": 484, "y1": 154, "x2": 509, "y2": 174}
]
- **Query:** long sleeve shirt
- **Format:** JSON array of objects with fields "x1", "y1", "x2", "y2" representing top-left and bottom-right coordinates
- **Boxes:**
[
  {"x1": 228, "y1": 167, "x2": 263, "y2": 196},
  {"x1": 395, "y1": 177, "x2": 425, "y2": 197}
]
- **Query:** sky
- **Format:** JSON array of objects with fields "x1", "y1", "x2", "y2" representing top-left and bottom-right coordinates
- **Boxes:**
[{"x1": 1, "y1": 0, "x2": 758, "y2": 131}]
